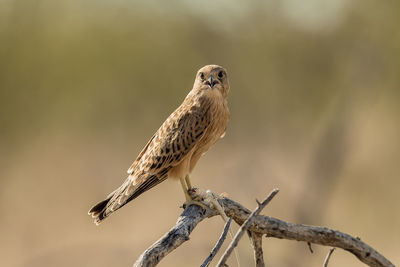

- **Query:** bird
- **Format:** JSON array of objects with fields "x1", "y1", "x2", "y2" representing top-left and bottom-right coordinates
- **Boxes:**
[{"x1": 88, "y1": 64, "x2": 230, "y2": 225}]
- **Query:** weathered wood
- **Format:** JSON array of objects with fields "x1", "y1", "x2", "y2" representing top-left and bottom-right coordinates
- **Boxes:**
[
  {"x1": 133, "y1": 204, "x2": 216, "y2": 267},
  {"x1": 133, "y1": 191, "x2": 394, "y2": 267},
  {"x1": 219, "y1": 198, "x2": 394, "y2": 267},
  {"x1": 217, "y1": 189, "x2": 279, "y2": 267},
  {"x1": 201, "y1": 218, "x2": 232, "y2": 267},
  {"x1": 248, "y1": 231, "x2": 265, "y2": 267}
]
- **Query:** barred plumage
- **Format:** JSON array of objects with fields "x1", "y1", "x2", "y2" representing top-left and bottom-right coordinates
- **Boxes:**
[{"x1": 89, "y1": 65, "x2": 230, "y2": 225}]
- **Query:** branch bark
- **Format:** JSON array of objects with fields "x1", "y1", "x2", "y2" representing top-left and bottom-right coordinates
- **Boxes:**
[
  {"x1": 220, "y1": 198, "x2": 394, "y2": 267},
  {"x1": 201, "y1": 217, "x2": 232, "y2": 267},
  {"x1": 217, "y1": 189, "x2": 279, "y2": 267},
  {"x1": 133, "y1": 191, "x2": 394, "y2": 267},
  {"x1": 248, "y1": 231, "x2": 265, "y2": 267},
  {"x1": 133, "y1": 204, "x2": 217, "y2": 267}
]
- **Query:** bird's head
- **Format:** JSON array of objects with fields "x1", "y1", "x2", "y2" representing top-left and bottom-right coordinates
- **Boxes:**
[{"x1": 193, "y1": 65, "x2": 229, "y2": 98}]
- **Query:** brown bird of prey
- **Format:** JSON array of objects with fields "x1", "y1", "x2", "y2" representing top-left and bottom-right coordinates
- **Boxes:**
[{"x1": 89, "y1": 65, "x2": 230, "y2": 225}]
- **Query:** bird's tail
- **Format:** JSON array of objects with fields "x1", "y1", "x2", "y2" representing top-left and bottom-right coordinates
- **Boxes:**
[
  {"x1": 88, "y1": 198, "x2": 111, "y2": 224},
  {"x1": 88, "y1": 180, "x2": 130, "y2": 225},
  {"x1": 88, "y1": 172, "x2": 169, "y2": 225}
]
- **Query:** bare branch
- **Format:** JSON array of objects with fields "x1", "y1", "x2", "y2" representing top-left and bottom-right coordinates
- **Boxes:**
[
  {"x1": 248, "y1": 231, "x2": 265, "y2": 267},
  {"x1": 220, "y1": 198, "x2": 394, "y2": 267},
  {"x1": 201, "y1": 217, "x2": 232, "y2": 267},
  {"x1": 133, "y1": 204, "x2": 217, "y2": 267},
  {"x1": 133, "y1": 190, "x2": 394, "y2": 267},
  {"x1": 323, "y1": 248, "x2": 336, "y2": 267},
  {"x1": 217, "y1": 189, "x2": 279, "y2": 267}
]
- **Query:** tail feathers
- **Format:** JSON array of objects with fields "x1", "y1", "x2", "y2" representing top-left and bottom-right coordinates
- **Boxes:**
[
  {"x1": 88, "y1": 198, "x2": 111, "y2": 225},
  {"x1": 88, "y1": 173, "x2": 170, "y2": 225}
]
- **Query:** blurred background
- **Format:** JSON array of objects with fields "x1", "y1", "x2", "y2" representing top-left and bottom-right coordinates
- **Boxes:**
[{"x1": 1, "y1": 0, "x2": 399, "y2": 266}]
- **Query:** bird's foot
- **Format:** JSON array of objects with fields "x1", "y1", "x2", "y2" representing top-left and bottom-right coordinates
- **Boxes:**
[
  {"x1": 181, "y1": 187, "x2": 207, "y2": 211},
  {"x1": 184, "y1": 188, "x2": 229, "y2": 221}
]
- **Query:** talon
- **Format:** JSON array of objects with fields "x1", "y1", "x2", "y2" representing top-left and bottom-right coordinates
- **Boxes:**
[{"x1": 188, "y1": 187, "x2": 197, "y2": 194}]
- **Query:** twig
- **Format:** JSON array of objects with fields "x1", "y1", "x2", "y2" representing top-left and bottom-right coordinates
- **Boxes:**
[
  {"x1": 308, "y1": 242, "x2": 314, "y2": 253},
  {"x1": 216, "y1": 189, "x2": 279, "y2": 267},
  {"x1": 248, "y1": 231, "x2": 265, "y2": 267},
  {"x1": 201, "y1": 217, "x2": 232, "y2": 267},
  {"x1": 323, "y1": 248, "x2": 336, "y2": 267}
]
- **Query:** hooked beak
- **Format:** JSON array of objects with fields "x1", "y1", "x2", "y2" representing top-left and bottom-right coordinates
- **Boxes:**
[{"x1": 205, "y1": 76, "x2": 218, "y2": 88}]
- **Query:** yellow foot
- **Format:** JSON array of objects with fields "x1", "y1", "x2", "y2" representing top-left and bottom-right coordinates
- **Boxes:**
[{"x1": 184, "y1": 188, "x2": 229, "y2": 222}]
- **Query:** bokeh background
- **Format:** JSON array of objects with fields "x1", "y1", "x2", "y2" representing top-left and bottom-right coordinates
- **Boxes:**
[{"x1": 1, "y1": 1, "x2": 399, "y2": 266}]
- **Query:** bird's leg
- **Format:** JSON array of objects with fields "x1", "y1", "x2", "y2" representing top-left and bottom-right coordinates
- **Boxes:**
[
  {"x1": 179, "y1": 176, "x2": 191, "y2": 202},
  {"x1": 181, "y1": 175, "x2": 207, "y2": 210},
  {"x1": 185, "y1": 174, "x2": 192, "y2": 190}
]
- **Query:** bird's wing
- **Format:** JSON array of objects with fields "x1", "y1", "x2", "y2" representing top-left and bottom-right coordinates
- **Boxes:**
[
  {"x1": 89, "y1": 100, "x2": 212, "y2": 224},
  {"x1": 127, "y1": 100, "x2": 212, "y2": 176}
]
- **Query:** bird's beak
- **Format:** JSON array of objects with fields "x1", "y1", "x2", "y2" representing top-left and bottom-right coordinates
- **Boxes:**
[{"x1": 206, "y1": 76, "x2": 216, "y2": 88}]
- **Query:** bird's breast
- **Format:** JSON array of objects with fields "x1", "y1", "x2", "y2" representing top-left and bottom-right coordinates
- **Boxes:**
[
  {"x1": 192, "y1": 98, "x2": 229, "y2": 157},
  {"x1": 169, "y1": 95, "x2": 229, "y2": 178}
]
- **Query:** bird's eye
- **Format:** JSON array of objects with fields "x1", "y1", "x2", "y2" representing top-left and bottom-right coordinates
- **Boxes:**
[
  {"x1": 218, "y1": 71, "x2": 224, "y2": 78},
  {"x1": 199, "y1": 72, "x2": 205, "y2": 79}
]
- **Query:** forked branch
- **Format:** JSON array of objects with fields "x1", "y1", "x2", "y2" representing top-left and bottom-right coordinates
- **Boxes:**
[
  {"x1": 133, "y1": 189, "x2": 394, "y2": 267},
  {"x1": 217, "y1": 189, "x2": 279, "y2": 266}
]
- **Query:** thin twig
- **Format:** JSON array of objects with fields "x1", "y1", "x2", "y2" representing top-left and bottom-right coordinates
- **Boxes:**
[
  {"x1": 323, "y1": 248, "x2": 336, "y2": 267},
  {"x1": 216, "y1": 188, "x2": 279, "y2": 267},
  {"x1": 308, "y1": 242, "x2": 314, "y2": 253},
  {"x1": 201, "y1": 217, "x2": 232, "y2": 267}
]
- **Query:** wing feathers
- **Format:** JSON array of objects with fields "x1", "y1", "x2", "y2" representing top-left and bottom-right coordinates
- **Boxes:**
[{"x1": 89, "y1": 96, "x2": 213, "y2": 224}]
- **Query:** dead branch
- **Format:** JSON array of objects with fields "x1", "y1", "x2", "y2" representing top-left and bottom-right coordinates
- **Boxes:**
[
  {"x1": 248, "y1": 231, "x2": 265, "y2": 267},
  {"x1": 220, "y1": 197, "x2": 394, "y2": 267},
  {"x1": 133, "y1": 190, "x2": 394, "y2": 267},
  {"x1": 323, "y1": 248, "x2": 336, "y2": 267},
  {"x1": 133, "y1": 204, "x2": 218, "y2": 267},
  {"x1": 217, "y1": 189, "x2": 279, "y2": 267},
  {"x1": 201, "y1": 218, "x2": 232, "y2": 267}
]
